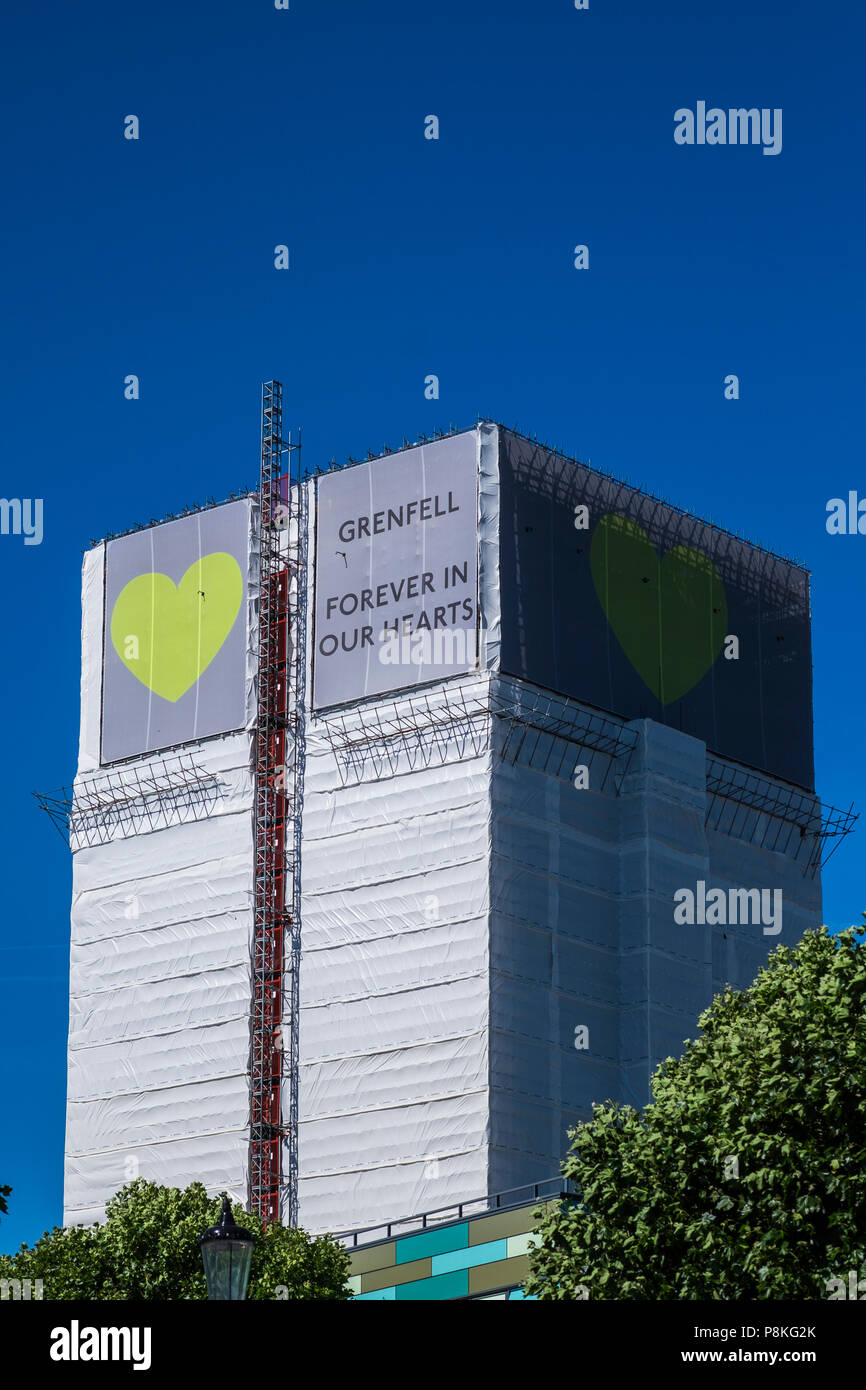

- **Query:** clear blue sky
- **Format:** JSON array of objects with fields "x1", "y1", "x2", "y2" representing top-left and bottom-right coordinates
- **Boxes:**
[{"x1": 1, "y1": 0, "x2": 864, "y2": 1253}]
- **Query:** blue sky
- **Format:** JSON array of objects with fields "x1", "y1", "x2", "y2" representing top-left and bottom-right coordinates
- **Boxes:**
[{"x1": 1, "y1": 0, "x2": 863, "y2": 1252}]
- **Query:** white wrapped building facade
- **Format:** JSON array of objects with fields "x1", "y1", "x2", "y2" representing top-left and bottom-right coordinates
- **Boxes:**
[{"x1": 63, "y1": 426, "x2": 823, "y2": 1234}]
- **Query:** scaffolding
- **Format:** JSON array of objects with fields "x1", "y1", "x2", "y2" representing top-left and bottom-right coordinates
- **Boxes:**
[
  {"x1": 315, "y1": 677, "x2": 639, "y2": 793},
  {"x1": 35, "y1": 400, "x2": 858, "y2": 1230},
  {"x1": 705, "y1": 755, "x2": 857, "y2": 877},
  {"x1": 491, "y1": 682, "x2": 639, "y2": 793},
  {"x1": 249, "y1": 381, "x2": 307, "y2": 1227},
  {"x1": 33, "y1": 753, "x2": 221, "y2": 850},
  {"x1": 314, "y1": 675, "x2": 856, "y2": 877}
]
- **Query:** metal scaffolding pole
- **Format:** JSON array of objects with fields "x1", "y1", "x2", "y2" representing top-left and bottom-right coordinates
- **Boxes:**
[{"x1": 249, "y1": 381, "x2": 306, "y2": 1226}]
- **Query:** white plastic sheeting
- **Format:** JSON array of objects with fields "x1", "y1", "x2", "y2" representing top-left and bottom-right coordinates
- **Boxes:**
[
  {"x1": 64, "y1": 428, "x2": 826, "y2": 1240},
  {"x1": 63, "y1": 505, "x2": 258, "y2": 1226},
  {"x1": 295, "y1": 425, "x2": 501, "y2": 1234},
  {"x1": 64, "y1": 740, "x2": 255, "y2": 1226},
  {"x1": 77, "y1": 541, "x2": 105, "y2": 776},
  {"x1": 477, "y1": 421, "x2": 501, "y2": 672},
  {"x1": 66, "y1": 438, "x2": 512, "y2": 1235},
  {"x1": 297, "y1": 680, "x2": 494, "y2": 1234}
]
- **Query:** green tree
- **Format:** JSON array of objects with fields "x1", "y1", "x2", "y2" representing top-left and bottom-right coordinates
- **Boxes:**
[
  {"x1": 0, "y1": 1179, "x2": 350, "y2": 1300},
  {"x1": 526, "y1": 926, "x2": 866, "y2": 1300}
]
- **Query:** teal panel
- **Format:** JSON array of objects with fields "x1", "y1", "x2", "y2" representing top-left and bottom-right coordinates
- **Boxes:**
[
  {"x1": 395, "y1": 1270, "x2": 469, "y2": 1300},
  {"x1": 354, "y1": 1286, "x2": 397, "y2": 1300},
  {"x1": 508, "y1": 1289, "x2": 537, "y2": 1301},
  {"x1": 431, "y1": 1238, "x2": 508, "y2": 1276},
  {"x1": 396, "y1": 1222, "x2": 468, "y2": 1264}
]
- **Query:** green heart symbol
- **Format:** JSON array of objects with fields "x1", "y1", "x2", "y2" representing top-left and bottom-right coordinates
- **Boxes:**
[
  {"x1": 590, "y1": 514, "x2": 727, "y2": 704},
  {"x1": 110, "y1": 553, "x2": 243, "y2": 703}
]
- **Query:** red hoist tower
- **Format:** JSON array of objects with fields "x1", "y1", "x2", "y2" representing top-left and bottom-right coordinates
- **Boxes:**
[{"x1": 249, "y1": 381, "x2": 307, "y2": 1227}]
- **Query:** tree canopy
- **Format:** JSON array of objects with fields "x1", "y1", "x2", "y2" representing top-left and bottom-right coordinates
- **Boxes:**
[
  {"x1": 0, "y1": 1179, "x2": 350, "y2": 1300},
  {"x1": 526, "y1": 926, "x2": 866, "y2": 1300}
]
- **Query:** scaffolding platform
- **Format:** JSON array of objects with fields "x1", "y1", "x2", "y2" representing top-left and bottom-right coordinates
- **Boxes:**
[{"x1": 34, "y1": 753, "x2": 221, "y2": 851}]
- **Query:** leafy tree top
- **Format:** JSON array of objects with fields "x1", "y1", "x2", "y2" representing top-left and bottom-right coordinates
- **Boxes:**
[
  {"x1": 0, "y1": 1179, "x2": 351, "y2": 1300},
  {"x1": 526, "y1": 926, "x2": 866, "y2": 1300}
]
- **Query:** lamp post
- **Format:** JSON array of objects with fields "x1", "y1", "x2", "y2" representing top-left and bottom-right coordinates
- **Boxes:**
[{"x1": 199, "y1": 1195, "x2": 256, "y2": 1300}]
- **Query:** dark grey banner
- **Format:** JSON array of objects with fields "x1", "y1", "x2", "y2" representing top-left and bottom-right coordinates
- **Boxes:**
[{"x1": 498, "y1": 431, "x2": 814, "y2": 790}]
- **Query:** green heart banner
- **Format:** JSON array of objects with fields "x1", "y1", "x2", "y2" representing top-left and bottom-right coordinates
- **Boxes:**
[
  {"x1": 110, "y1": 552, "x2": 243, "y2": 703},
  {"x1": 590, "y1": 514, "x2": 727, "y2": 704}
]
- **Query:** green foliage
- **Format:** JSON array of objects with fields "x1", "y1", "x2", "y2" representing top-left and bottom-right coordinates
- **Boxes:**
[
  {"x1": 526, "y1": 926, "x2": 866, "y2": 1300},
  {"x1": 0, "y1": 1179, "x2": 350, "y2": 1300}
]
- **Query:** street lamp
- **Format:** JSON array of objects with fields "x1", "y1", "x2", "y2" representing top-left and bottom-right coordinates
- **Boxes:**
[{"x1": 199, "y1": 1194, "x2": 256, "y2": 1300}]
